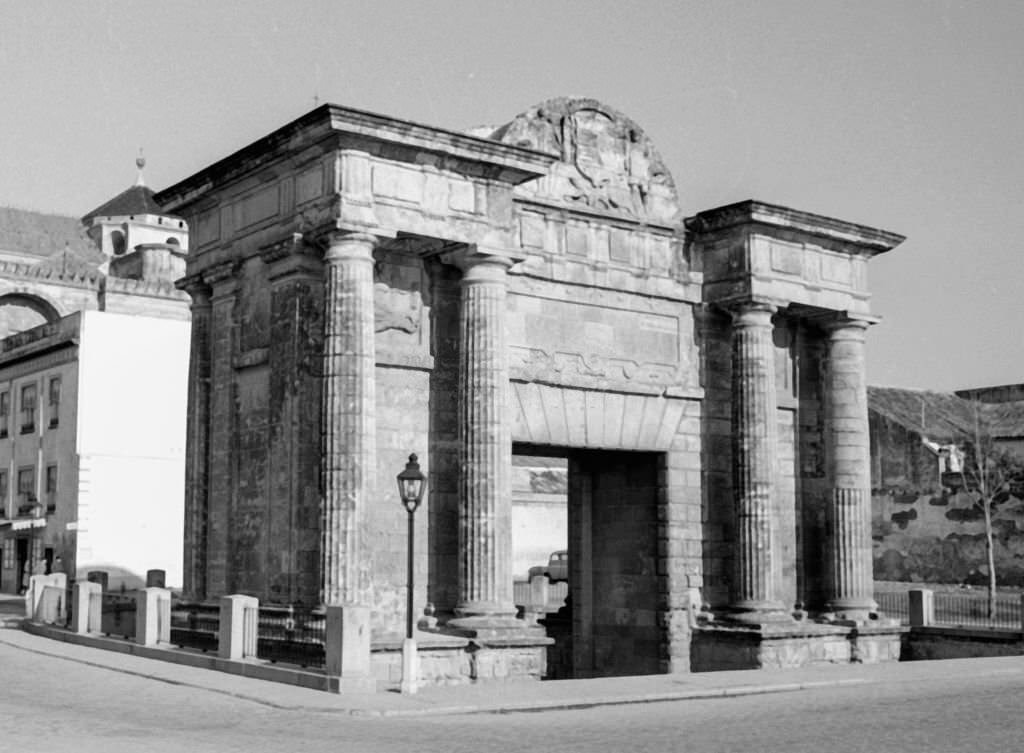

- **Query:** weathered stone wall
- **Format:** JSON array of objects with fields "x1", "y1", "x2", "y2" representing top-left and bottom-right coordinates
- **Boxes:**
[
  {"x1": 903, "y1": 627, "x2": 1024, "y2": 660},
  {"x1": 870, "y1": 411, "x2": 1024, "y2": 586},
  {"x1": 873, "y1": 487, "x2": 1024, "y2": 585}
]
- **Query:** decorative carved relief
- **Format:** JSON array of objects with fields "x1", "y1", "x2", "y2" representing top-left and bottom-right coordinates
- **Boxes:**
[
  {"x1": 490, "y1": 98, "x2": 680, "y2": 226},
  {"x1": 510, "y1": 346, "x2": 679, "y2": 390},
  {"x1": 373, "y1": 259, "x2": 424, "y2": 334}
]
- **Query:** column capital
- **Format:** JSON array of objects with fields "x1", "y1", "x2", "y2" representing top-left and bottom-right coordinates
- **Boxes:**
[
  {"x1": 442, "y1": 245, "x2": 524, "y2": 279},
  {"x1": 726, "y1": 300, "x2": 778, "y2": 328},
  {"x1": 260, "y1": 233, "x2": 322, "y2": 281},
  {"x1": 820, "y1": 312, "x2": 878, "y2": 336},
  {"x1": 175, "y1": 273, "x2": 212, "y2": 303},
  {"x1": 201, "y1": 261, "x2": 239, "y2": 294}
]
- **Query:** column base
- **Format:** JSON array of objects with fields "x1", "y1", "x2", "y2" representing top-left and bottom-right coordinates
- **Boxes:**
[
  {"x1": 692, "y1": 621, "x2": 907, "y2": 671},
  {"x1": 446, "y1": 614, "x2": 548, "y2": 641},
  {"x1": 824, "y1": 597, "x2": 880, "y2": 625},
  {"x1": 723, "y1": 600, "x2": 794, "y2": 627}
]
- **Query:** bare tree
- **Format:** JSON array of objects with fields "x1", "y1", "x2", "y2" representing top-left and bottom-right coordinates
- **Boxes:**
[{"x1": 955, "y1": 402, "x2": 1023, "y2": 620}]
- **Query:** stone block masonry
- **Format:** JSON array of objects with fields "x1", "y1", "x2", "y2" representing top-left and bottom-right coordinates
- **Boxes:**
[{"x1": 156, "y1": 98, "x2": 903, "y2": 684}]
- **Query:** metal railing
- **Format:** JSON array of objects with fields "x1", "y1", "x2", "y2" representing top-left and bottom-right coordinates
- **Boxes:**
[
  {"x1": 933, "y1": 592, "x2": 1022, "y2": 630},
  {"x1": 100, "y1": 592, "x2": 136, "y2": 639},
  {"x1": 874, "y1": 591, "x2": 909, "y2": 622},
  {"x1": 170, "y1": 602, "x2": 220, "y2": 652},
  {"x1": 255, "y1": 605, "x2": 326, "y2": 669},
  {"x1": 874, "y1": 589, "x2": 1023, "y2": 630}
]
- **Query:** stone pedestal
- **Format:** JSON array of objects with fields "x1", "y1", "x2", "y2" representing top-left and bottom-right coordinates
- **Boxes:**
[
  {"x1": 326, "y1": 605, "x2": 376, "y2": 693},
  {"x1": 72, "y1": 581, "x2": 102, "y2": 634},
  {"x1": 321, "y1": 231, "x2": 378, "y2": 606},
  {"x1": 136, "y1": 587, "x2": 172, "y2": 647},
  {"x1": 400, "y1": 637, "x2": 420, "y2": 694},
  {"x1": 692, "y1": 621, "x2": 905, "y2": 671},
  {"x1": 824, "y1": 317, "x2": 876, "y2": 620},
  {"x1": 727, "y1": 302, "x2": 788, "y2": 622},
  {"x1": 218, "y1": 594, "x2": 258, "y2": 660}
]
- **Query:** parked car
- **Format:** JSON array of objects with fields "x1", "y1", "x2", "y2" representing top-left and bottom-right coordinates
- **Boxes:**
[{"x1": 544, "y1": 550, "x2": 568, "y2": 582}]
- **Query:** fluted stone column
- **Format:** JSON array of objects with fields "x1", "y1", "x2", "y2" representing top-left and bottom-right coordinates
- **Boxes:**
[
  {"x1": 450, "y1": 249, "x2": 518, "y2": 626},
  {"x1": 321, "y1": 231, "x2": 377, "y2": 607},
  {"x1": 729, "y1": 302, "x2": 787, "y2": 620},
  {"x1": 177, "y1": 274, "x2": 212, "y2": 601},
  {"x1": 824, "y1": 317, "x2": 876, "y2": 619}
]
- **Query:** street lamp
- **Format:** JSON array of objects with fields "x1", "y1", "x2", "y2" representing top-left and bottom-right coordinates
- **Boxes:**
[{"x1": 397, "y1": 453, "x2": 426, "y2": 694}]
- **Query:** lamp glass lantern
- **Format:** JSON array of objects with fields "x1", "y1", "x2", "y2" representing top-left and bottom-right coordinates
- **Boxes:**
[{"x1": 397, "y1": 454, "x2": 426, "y2": 513}]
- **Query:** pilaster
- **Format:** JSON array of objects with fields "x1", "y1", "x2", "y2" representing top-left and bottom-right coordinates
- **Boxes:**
[
  {"x1": 262, "y1": 235, "x2": 324, "y2": 605},
  {"x1": 728, "y1": 301, "x2": 788, "y2": 621},
  {"x1": 203, "y1": 261, "x2": 238, "y2": 598},
  {"x1": 177, "y1": 273, "x2": 212, "y2": 600},
  {"x1": 823, "y1": 316, "x2": 876, "y2": 620},
  {"x1": 321, "y1": 231, "x2": 378, "y2": 606}
]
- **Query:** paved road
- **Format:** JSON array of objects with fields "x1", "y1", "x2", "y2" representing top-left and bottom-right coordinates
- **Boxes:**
[{"x1": 2, "y1": 636, "x2": 1022, "y2": 753}]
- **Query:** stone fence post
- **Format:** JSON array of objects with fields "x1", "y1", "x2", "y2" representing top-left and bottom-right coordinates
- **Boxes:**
[
  {"x1": 218, "y1": 594, "x2": 259, "y2": 660},
  {"x1": 325, "y1": 605, "x2": 374, "y2": 692},
  {"x1": 908, "y1": 589, "x2": 934, "y2": 627},
  {"x1": 135, "y1": 587, "x2": 171, "y2": 646},
  {"x1": 25, "y1": 573, "x2": 67, "y2": 622},
  {"x1": 72, "y1": 581, "x2": 102, "y2": 634}
]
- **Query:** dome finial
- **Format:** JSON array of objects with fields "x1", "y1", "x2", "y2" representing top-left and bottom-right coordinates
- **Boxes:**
[{"x1": 135, "y1": 147, "x2": 146, "y2": 186}]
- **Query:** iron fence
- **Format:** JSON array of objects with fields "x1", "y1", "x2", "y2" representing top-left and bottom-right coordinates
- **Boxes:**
[
  {"x1": 170, "y1": 602, "x2": 220, "y2": 652},
  {"x1": 874, "y1": 588, "x2": 1023, "y2": 630},
  {"x1": 64, "y1": 581, "x2": 74, "y2": 628},
  {"x1": 100, "y1": 592, "x2": 136, "y2": 639},
  {"x1": 255, "y1": 605, "x2": 326, "y2": 669},
  {"x1": 874, "y1": 591, "x2": 909, "y2": 623},
  {"x1": 933, "y1": 592, "x2": 1022, "y2": 630}
]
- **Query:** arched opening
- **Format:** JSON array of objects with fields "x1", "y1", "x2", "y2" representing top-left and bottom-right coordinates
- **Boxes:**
[
  {"x1": 0, "y1": 293, "x2": 62, "y2": 339},
  {"x1": 167, "y1": 237, "x2": 180, "y2": 246}
]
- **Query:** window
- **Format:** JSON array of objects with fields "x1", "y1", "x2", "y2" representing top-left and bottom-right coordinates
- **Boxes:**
[
  {"x1": 47, "y1": 377, "x2": 60, "y2": 428},
  {"x1": 19, "y1": 384, "x2": 36, "y2": 434},
  {"x1": 16, "y1": 466, "x2": 35, "y2": 515},
  {"x1": 111, "y1": 229, "x2": 126, "y2": 256},
  {"x1": 0, "y1": 471, "x2": 7, "y2": 518},
  {"x1": 45, "y1": 464, "x2": 57, "y2": 514},
  {"x1": 0, "y1": 391, "x2": 8, "y2": 438}
]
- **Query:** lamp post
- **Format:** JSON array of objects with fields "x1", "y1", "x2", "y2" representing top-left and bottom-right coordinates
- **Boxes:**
[{"x1": 397, "y1": 453, "x2": 426, "y2": 694}]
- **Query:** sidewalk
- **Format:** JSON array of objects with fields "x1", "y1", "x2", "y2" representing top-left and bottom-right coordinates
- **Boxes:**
[{"x1": 3, "y1": 593, "x2": 1021, "y2": 718}]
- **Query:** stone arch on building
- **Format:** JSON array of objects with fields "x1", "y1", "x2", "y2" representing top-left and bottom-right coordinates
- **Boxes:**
[{"x1": 0, "y1": 290, "x2": 64, "y2": 338}]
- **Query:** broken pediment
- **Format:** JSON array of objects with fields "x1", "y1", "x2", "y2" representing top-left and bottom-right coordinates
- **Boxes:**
[{"x1": 487, "y1": 97, "x2": 681, "y2": 228}]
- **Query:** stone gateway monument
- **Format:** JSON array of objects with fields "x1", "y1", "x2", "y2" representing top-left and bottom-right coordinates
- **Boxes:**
[{"x1": 156, "y1": 97, "x2": 905, "y2": 686}]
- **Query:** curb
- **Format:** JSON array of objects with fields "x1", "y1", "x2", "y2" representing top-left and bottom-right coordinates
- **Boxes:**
[
  {"x1": 1, "y1": 622, "x2": 870, "y2": 718},
  {"x1": 366, "y1": 677, "x2": 870, "y2": 718}
]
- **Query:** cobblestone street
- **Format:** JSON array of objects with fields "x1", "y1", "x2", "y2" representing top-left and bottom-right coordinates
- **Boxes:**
[{"x1": 2, "y1": 630, "x2": 1023, "y2": 753}]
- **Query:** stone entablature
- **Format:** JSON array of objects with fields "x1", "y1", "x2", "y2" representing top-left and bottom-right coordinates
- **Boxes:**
[
  {"x1": 157, "y1": 104, "x2": 556, "y2": 276},
  {"x1": 688, "y1": 200, "x2": 904, "y2": 316}
]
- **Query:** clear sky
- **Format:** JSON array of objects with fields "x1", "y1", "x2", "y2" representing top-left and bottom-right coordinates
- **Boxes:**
[{"x1": 1, "y1": 0, "x2": 1021, "y2": 391}]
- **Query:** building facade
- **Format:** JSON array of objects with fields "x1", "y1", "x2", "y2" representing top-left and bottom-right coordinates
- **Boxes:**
[
  {"x1": 158, "y1": 98, "x2": 905, "y2": 681},
  {"x1": 0, "y1": 169, "x2": 191, "y2": 592}
]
